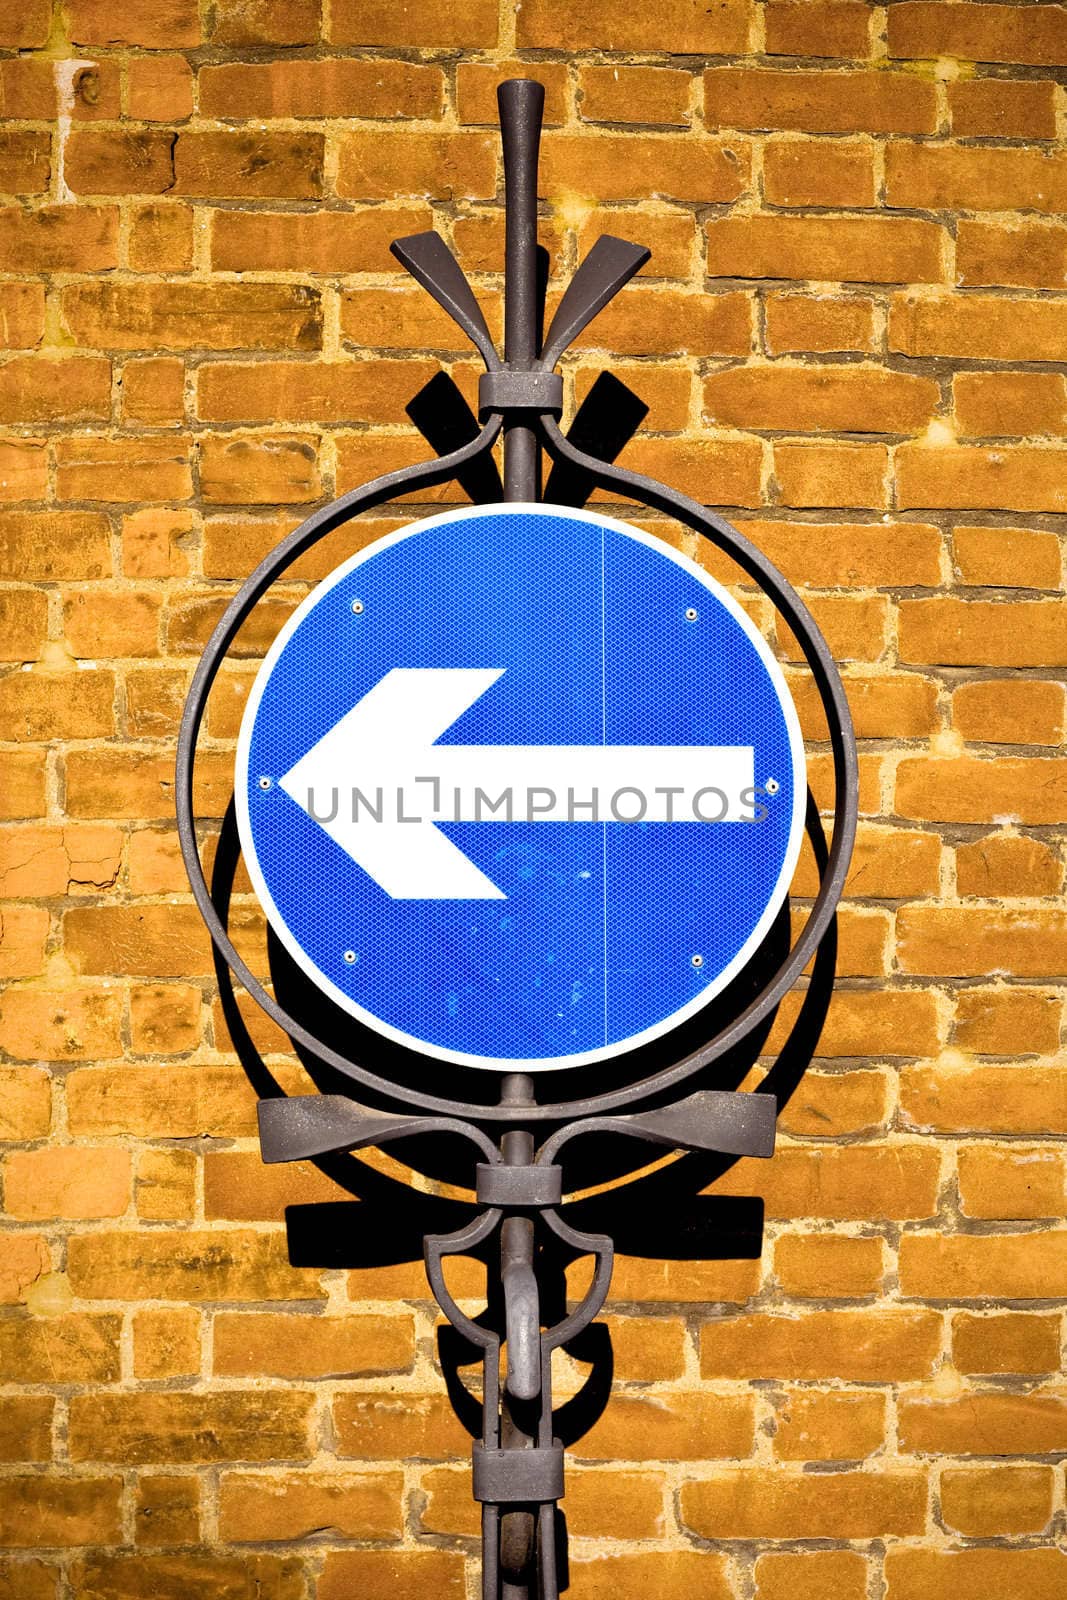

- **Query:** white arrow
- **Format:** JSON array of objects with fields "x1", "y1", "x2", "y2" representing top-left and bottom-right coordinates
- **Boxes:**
[{"x1": 278, "y1": 668, "x2": 756, "y2": 900}]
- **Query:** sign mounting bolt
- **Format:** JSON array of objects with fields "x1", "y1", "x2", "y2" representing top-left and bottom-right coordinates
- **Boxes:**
[
  {"x1": 685, "y1": 607, "x2": 698, "y2": 622},
  {"x1": 351, "y1": 598, "x2": 364, "y2": 615},
  {"x1": 766, "y1": 778, "x2": 779, "y2": 794},
  {"x1": 691, "y1": 953, "x2": 704, "y2": 968},
  {"x1": 258, "y1": 776, "x2": 272, "y2": 791},
  {"x1": 343, "y1": 950, "x2": 357, "y2": 965}
]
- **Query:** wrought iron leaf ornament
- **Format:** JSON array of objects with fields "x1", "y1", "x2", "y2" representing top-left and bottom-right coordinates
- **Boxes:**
[{"x1": 177, "y1": 77, "x2": 857, "y2": 1600}]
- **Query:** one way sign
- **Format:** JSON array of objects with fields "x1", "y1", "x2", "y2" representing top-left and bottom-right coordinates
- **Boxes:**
[{"x1": 236, "y1": 504, "x2": 806, "y2": 1073}]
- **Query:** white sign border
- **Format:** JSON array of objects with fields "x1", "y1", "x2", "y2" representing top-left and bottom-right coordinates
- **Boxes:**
[{"x1": 235, "y1": 501, "x2": 808, "y2": 1074}]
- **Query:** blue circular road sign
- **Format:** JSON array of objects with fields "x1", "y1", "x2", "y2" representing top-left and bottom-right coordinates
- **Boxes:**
[{"x1": 236, "y1": 504, "x2": 806, "y2": 1073}]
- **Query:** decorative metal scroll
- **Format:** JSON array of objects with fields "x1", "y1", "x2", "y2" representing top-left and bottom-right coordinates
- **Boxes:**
[{"x1": 177, "y1": 79, "x2": 858, "y2": 1600}]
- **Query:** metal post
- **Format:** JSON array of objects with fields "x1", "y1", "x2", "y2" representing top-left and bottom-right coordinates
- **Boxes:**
[
  {"x1": 498, "y1": 1073, "x2": 538, "y2": 1596},
  {"x1": 498, "y1": 79, "x2": 545, "y2": 503}
]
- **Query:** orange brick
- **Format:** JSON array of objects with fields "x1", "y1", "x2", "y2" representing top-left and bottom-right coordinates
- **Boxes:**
[
  {"x1": 0, "y1": 131, "x2": 50, "y2": 194},
  {"x1": 958, "y1": 1147, "x2": 1065, "y2": 1220},
  {"x1": 772, "y1": 1389, "x2": 885, "y2": 1460},
  {"x1": 952, "y1": 1310, "x2": 1060, "y2": 1376},
  {"x1": 943, "y1": 1464, "x2": 1055, "y2": 1535},
  {"x1": 955, "y1": 833, "x2": 1061, "y2": 897},
  {"x1": 338, "y1": 130, "x2": 495, "y2": 201},
  {"x1": 898, "y1": 754, "x2": 1067, "y2": 823},
  {"x1": 63, "y1": 590, "x2": 161, "y2": 659},
  {"x1": 0, "y1": 986, "x2": 123, "y2": 1062},
  {"x1": 212, "y1": 205, "x2": 429, "y2": 274},
  {"x1": 213, "y1": 1312, "x2": 414, "y2": 1378},
  {"x1": 592, "y1": 1253, "x2": 760, "y2": 1304},
  {"x1": 65, "y1": 131, "x2": 174, "y2": 196},
  {"x1": 136, "y1": 1148, "x2": 197, "y2": 1221},
  {"x1": 319, "y1": 1551, "x2": 466, "y2": 1600},
  {"x1": 769, "y1": 986, "x2": 942, "y2": 1058},
  {"x1": 0, "y1": 752, "x2": 47, "y2": 819},
  {"x1": 135, "y1": 1474, "x2": 199, "y2": 1547},
  {"x1": 575, "y1": 1391, "x2": 754, "y2": 1461},
  {"x1": 0, "y1": 824, "x2": 121, "y2": 896},
  {"x1": 905, "y1": 1057, "x2": 1064, "y2": 1144},
  {"x1": 455, "y1": 62, "x2": 568, "y2": 126},
  {"x1": 701, "y1": 1307, "x2": 940, "y2": 1380},
  {"x1": 0, "y1": 357, "x2": 111, "y2": 425},
  {"x1": 898, "y1": 907, "x2": 1067, "y2": 977},
  {"x1": 604, "y1": 1315, "x2": 687, "y2": 1380},
  {"x1": 953, "y1": 523, "x2": 1062, "y2": 587},
  {"x1": 201, "y1": 58, "x2": 440, "y2": 119},
  {"x1": 62, "y1": 282, "x2": 321, "y2": 352},
  {"x1": 706, "y1": 364, "x2": 934, "y2": 433},
  {"x1": 0, "y1": 1477, "x2": 122, "y2": 1548},
  {"x1": 172, "y1": 132, "x2": 323, "y2": 200},
  {"x1": 711, "y1": 214, "x2": 943, "y2": 283},
  {"x1": 125, "y1": 668, "x2": 187, "y2": 738},
  {"x1": 199, "y1": 434, "x2": 321, "y2": 505},
  {"x1": 0, "y1": 1396, "x2": 53, "y2": 1462},
  {"x1": 774, "y1": 441, "x2": 888, "y2": 507},
  {"x1": 68, "y1": 1229, "x2": 322, "y2": 1303},
  {"x1": 579, "y1": 66, "x2": 692, "y2": 127},
  {"x1": 900, "y1": 1233, "x2": 1067, "y2": 1301},
  {"x1": 330, "y1": 0, "x2": 497, "y2": 47},
  {"x1": 122, "y1": 358, "x2": 185, "y2": 425},
  {"x1": 333, "y1": 1392, "x2": 469, "y2": 1460},
  {"x1": 0, "y1": 283, "x2": 45, "y2": 350},
  {"x1": 219, "y1": 1471, "x2": 402, "y2": 1542},
  {"x1": 121, "y1": 509, "x2": 194, "y2": 578},
  {"x1": 898, "y1": 442, "x2": 1067, "y2": 512},
  {"x1": 951, "y1": 680, "x2": 1065, "y2": 746},
  {"x1": 55, "y1": 437, "x2": 191, "y2": 503},
  {"x1": 132, "y1": 1306, "x2": 200, "y2": 1379},
  {"x1": 764, "y1": 293, "x2": 877, "y2": 354},
  {"x1": 776, "y1": 1068, "x2": 890, "y2": 1137},
  {"x1": 706, "y1": 67, "x2": 934, "y2": 133},
  {"x1": 128, "y1": 203, "x2": 194, "y2": 272},
  {"x1": 0, "y1": 60, "x2": 55, "y2": 119},
  {"x1": 129, "y1": 984, "x2": 201, "y2": 1055},
  {"x1": 67, "y1": 1064, "x2": 264, "y2": 1139},
  {"x1": 754, "y1": 1551, "x2": 868, "y2": 1600},
  {"x1": 67, "y1": 0, "x2": 202, "y2": 47},
  {"x1": 0, "y1": 1314, "x2": 119, "y2": 1383},
  {"x1": 127, "y1": 56, "x2": 194, "y2": 121},
  {"x1": 543, "y1": 133, "x2": 749, "y2": 204},
  {"x1": 765, "y1": 2, "x2": 872, "y2": 57},
  {"x1": 949, "y1": 78, "x2": 1057, "y2": 140},
  {"x1": 518, "y1": 0, "x2": 750, "y2": 52},
  {"x1": 71, "y1": 1554, "x2": 303, "y2": 1600},
  {"x1": 889, "y1": 1550, "x2": 1067, "y2": 1600},
  {"x1": 0, "y1": 439, "x2": 47, "y2": 501},
  {"x1": 953, "y1": 988, "x2": 1062, "y2": 1055},
  {"x1": 956, "y1": 368, "x2": 1067, "y2": 438},
  {"x1": 0, "y1": 207, "x2": 118, "y2": 272},
  {"x1": 891, "y1": 293, "x2": 1067, "y2": 361},
  {"x1": 774, "y1": 1232, "x2": 884, "y2": 1298},
  {"x1": 0, "y1": 510, "x2": 110, "y2": 580},
  {"x1": 0, "y1": 0, "x2": 50, "y2": 46},
  {"x1": 764, "y1": 137, "x2": 876, "y2": 206},
  {"x1": 0, "y1": 1067, "x2": 50, "y2": 1139},
  {"x1": 208, "y1": 0, "x2": 321, "y2": 46},
  {"x1": 683, "y1": 1468, "x2": 925, "y2": 1539},
  {"x1": 608, "y1": 436, "x2": 763, "y2": 507},
  {"x1": 199, "y1": 358, "x2": 433, "y2": 424},
  {"x1": 0, "y1": 908, "x2": 50, "y2": 979},
  {"x1": 69, "y1": 1392, "x2": 314, "y2": 1464},
  {"x1": 888, "y1": 3, "x2": 1067, "y2": 68},
  {"x1": 898, "y1": 1390, "x2": 1067, "y2": 1457},
  {"x1": 887, "y1": 142, "x2": 1067, "y2": 216},
  {"x1": 957, "y1": 220, "x2": 1067, "y2": 290},
  {"x1": 901, "y1": 597, "x2": 1067, "y2": 666},
  {"x1": 4, "y1": 1147, "x2": 130, "y2": 1220}
]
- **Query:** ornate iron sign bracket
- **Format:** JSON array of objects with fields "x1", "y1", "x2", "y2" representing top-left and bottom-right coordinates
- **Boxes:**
[{"x1": 177, "y1": 78, "x2": 858, "y2": 1600}]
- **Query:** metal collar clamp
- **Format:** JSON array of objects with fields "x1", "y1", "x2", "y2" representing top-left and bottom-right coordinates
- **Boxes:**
[{"x1": 478, "y1": 368, "x2": 563, "y2": 417}]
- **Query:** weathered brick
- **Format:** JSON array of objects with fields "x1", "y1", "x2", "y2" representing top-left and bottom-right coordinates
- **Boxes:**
[
  {"x1": 896, "y1": 754, "x2": 1067, "y2": 825},
  {"x1": 898, "y1": 1390, "x2": 1067, "y2": 1456},
  {"x1": 126, "y1": 56, "x2": 194, "y2": 121},
  {"x1": 764, "y1": 2, "x2": 872, "y2": 58},
  {"x1": 198, "y1": 359, "x2": 434, "y2": 424},
  {"x1": 891, "y1": 293, "x2": 1067, "y2": 361},
  {"x1": 902, "y1": 1066, "x2": 1067, "y2": 1137},
  {"x1": 4, "y1": 1147, "x2": 130, "y2": 1220},
  {"x1": 70, "y1": 1553, "x2": 305, "y2": 1600},
  {"x1": 69, "y1": 1392, "x2": 313, "y2": 1464},
  {"x1": 211, "y1": 206, "x2": 430, "y2": 274},
  {"x1": 64, "y1": 131, "x2": 174, "y2": 196},
  {"x1": 951, "y1": 681, "x2": 1065, "y2": 747},
  {"x1": 774, "y1": 441, "x2": 888, "y2": 507},
  {"x1": 579, "y1": 65, "x2": 691, "y2": 128},
  {"x1": 219, "y1": 1471, "x2": 402, "y2": 1542},
  {"x1": 0, "y1": 908, "x2": 50, "y2": 979},
  {"x1": 135, "y1": 1474, "x2": 199, "y2": 1547},
  {"x1": 122, "y1": 358, "x2": 185, "y2": 425},
  {"x1": 0, "y1": 0, "x2": 50, "y2": 46},
  {"x1": 0, "y1": 1478, "x2": 122, "y2": 1549},
  {"x1": 949, "y1": 78, "x2": 1057, "y2": 140},
  {"x1": 543, "y1": 134, "x2": 749, "y2": 203},
  {"x1": 0, "y1": 208, "x2": 118, "y2": 272},
  {"x1": 701, "y1": 1307, "x2": 939, "y2": 1381},
  {"x1": 952, "y1": 523, "x2": 1062, "y2": 587},
  {"x1": 954, "y1": 987, "x2": 1062, "y2": 1055},
  {"x1": 682, "y1": 1468, "x2": 926, "y2": 1539},
  {"x1": 213, "y1": 1312, "x2": 414, "y2": 1378},
  {"x1": 63, "y1": 591, "x2": 161, "y2": 659},
  {"x1": 0, "y1": 131, "x2": 50, "y2": 194},
  {"x1": 887, "y1": 1548, "x2": 1067, "y2": 1600},
  {"x1": 0, "y1": 439, "x2": 46, "y2": 502},
  {"x1": 132, "y1": 1307, "x2": 200, "y2": 1380},
  {"x1": 774, "y1": 1232, "x2": 884, "y2": 1298},
  {"x1": 710, "y1": 214, "x2": 943, "y2": 283},
  {"x1": 957, "y1": 221, "x2": 1067, "y2": 290},
  {"x1": 330, "y1": 0, "x2": 497, "y2": 47},
  {"x1": 128, "y1": 203, "x2": 194, "y2": 272},
  {"x1": 337, "y1": 131, "x2": 496, "y2": 201},
  {"x1": 772, "y1": 1389, "x2": 885, "y2": 1460},
  {"x1": 62, "y1": 283, "x2": 322, "y2": 352},
  {"x1": 199, "y1": 434, "x2": 321, "y2": 505},
  {"x1": 0, "y1": 986, "x2": 123, "y2": 1062},
  {"x1": 68, "y1": 1229, "x2": 322, "y2": 1302},
  {"x1": 64, "y1": 748, "x2": 232, "y2": 821},
  {"x1": 887, "y1": 143, "x2": 1067, "y2": 215},
  {"x1": 517, "y1": 0, "x2": 751, "y2": 52},
  {"x1": 0, "y1": 511, "x2": 110, "y2": 581},
  {"x1": 137, "y1": 1148, "x2": 197, "y2": 1221},
  {"x1": 955, "y1": 832, "x2": 1061, "y2": 897},
  {"x1": 0, "y1": 824, "x2": 121, "y2": 897},
  {"x1": 958, "y1": 1147, "x2": 1065, "y2": 1221},
  {"x1": 67, "y1": 0, "x2": 202, "y2": 47},
  {"x1": 754, "y1": 1552, "x2": 868, "y2": 1600},
  {"x1": 952, "y1": 1310, "x2": 1060, "y2": 1376},
  {"x1": 764, "y1": 137, "x2": 876, "y2": 207},
  {"x1": 208, "y1": 0, "x2": 321, "y2": 46},
  {"x1": 900, "y1": 1233, "x2": 1067, "y2": 1301},
  {"x1": 0, "y1": 1397, "x2": 53, "y2": 1462},
  {"x1": 955, "y1": 368, "x2": 1067, "y2": 438},
  {"x1": 705, "y1": 364, "x2": 935, "y2": 433},
  {"x1": 201, "y1": 59, "x2": 441, "y2": 119},
  {"x1": 0, "y1": 285, "x2": 45, "y2": 349},
  {"x1": 898, "y1": 907, "x2": 1067, "y2": 977},
  {"x1": 888, "y1": 3, "x2": 1067, "y2": 68},
  {"x1": 707, "y1": 68, "x2": 934, "y2": 134},
  {"x1": 0, "y1": 1314, "x2": 120, "y2": 1383},
  {"x1": 775, "y1": 1068, "x2": 890, "y2": 1137},
  {"x1": 319, "y1": 1551, "x2": 466, "y2": 1600},
  {"x1": 764, "y1": 293, "x2": 877, "y2": 354},
  {"x1": 172, "y1": 133, "x2": 324, "y2": 200}
]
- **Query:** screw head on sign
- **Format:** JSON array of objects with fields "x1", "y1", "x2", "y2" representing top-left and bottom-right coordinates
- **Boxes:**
[
  {"x1": 766, "y1": 778, "x2": 779, "y2": 794},
  {"x1": 691, "y1": 953, "x2": 704, "y2": 968},
  {"x1": 258, "y1": 776, "x2": 272, "y2": 791},
  {"x1": 685, "y1": 607, "x2": 698, "y2": 621},
  {"x1": 351, "y1": 599, "x2": 365, "y2": 615},
  {"x1": 343, "y1": 950, "x2": 357, "y2": 965}
]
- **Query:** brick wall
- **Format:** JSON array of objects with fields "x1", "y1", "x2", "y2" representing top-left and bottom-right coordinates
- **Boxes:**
[{"x1": 1, "y1": 1, "x2": 1065, "y2": 1596}]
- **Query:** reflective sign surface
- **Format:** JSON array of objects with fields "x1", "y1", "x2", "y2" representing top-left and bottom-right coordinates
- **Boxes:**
[{"x1": 236, "y1": 504, "x2": 806, "y2": 1072}]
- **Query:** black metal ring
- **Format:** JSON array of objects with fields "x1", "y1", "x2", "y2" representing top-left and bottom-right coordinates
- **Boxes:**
[{"x1": 177, "y1": 412, "x2": 857, "y2": 1124}]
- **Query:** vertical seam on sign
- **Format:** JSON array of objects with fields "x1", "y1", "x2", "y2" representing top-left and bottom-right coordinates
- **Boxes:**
[{"x1": 601, "y1": 524, "x2": 608, "y2": 1048}]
